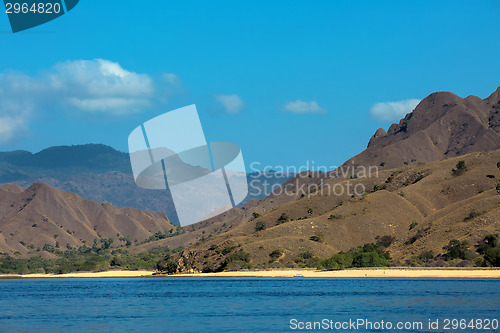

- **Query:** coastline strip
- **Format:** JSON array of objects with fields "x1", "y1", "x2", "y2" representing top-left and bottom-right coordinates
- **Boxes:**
[{"x1": 1, "y1": 268, "x2": 500, "y2": 279}]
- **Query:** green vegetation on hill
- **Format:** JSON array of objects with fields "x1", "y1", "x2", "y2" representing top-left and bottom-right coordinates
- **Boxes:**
[
  {"x1": 139, "y1": 227, "x2": 186, "y2": 244},
  {"x1": 404, "y1": 235, "x2": 500, "y2": 268},
  {"x1": 2, "y1": 233, "x2": 499, "y2": 275},
  {"x1": 0, "y1": 241, "x2": 175, "y2": 274},
  {"x1": 319, "y1": 241, "x2": 391, "y2": 270}
]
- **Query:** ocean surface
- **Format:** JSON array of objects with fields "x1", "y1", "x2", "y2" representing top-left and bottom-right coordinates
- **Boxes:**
[{"x1": 0, "y1": 278, "x2": 499, "y2": 332}]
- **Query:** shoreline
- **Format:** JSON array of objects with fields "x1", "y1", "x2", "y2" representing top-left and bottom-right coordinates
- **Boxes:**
[{"x1": 1, "y1": 267, "x2": 500, "y2": 279}]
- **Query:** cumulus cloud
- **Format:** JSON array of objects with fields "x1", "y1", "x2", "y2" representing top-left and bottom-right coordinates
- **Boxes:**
[
  {"x1": 370, "y1": 99, "x2": 421, "y2": 121},
  {"x1": 282, "y1": 100, "x2": 327, "y2": 114},
  {"x1": 0, "y1": 94, "x2": 34, "y2": 144},
  {"x1": 214, "y1": 94, "x2": 244, "y2": 114},
  {"x1": 44, "y1": 59, "x2": 154, "y2": 113},
  {"x1": 0, "y1": 114, "x2": 28, "y2": 144},
  {"x1": 0, "y1": 59, "x2": 177, "y2": 143}
]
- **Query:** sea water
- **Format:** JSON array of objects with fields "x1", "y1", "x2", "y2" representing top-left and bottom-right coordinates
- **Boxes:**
[{"x1": 0, "y1": 278, "x2": 498, "y2": 332}]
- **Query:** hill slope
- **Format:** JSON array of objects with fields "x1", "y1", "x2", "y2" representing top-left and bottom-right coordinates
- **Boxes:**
[
  {"x1": 344, "y1": 86, "x2": 500, "y2": 170},
  {"x1": 0, "y1": 182, "x2": 174, "y2": 256},
  {"x1": 138, "y1": 150, "x2": 500, "y2": 271}
]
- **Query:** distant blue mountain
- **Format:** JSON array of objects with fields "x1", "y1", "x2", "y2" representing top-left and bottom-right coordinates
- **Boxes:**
[
  {"x1": 0, "y1": 144, "x2": 131, "y2": 176},
  {"x1": 0, "y1": 144, "x2": 291, "y2": 218}
]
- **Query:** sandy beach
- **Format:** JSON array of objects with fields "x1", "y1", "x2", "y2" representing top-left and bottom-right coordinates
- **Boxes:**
[
  {"x1": 179, "y1": 268, "x2": 500, "y2": 279},
  {"x1": 1, "y1": 268, "x2": 500, "y2": 279},
  {"x1": 0, "y1": 270, "x2": 155, "y2": 279}
]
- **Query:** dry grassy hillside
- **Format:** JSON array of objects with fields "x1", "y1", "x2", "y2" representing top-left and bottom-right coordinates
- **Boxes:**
[
  {"x1": 0, "y1": 182, "x2": 174, "y2": 256},
  {"x1": 142, "y1": 150, "x2": 500, "y2": 271},
  {"x1": 1, "y1": 150, "x2": 498, "y2": 271}
]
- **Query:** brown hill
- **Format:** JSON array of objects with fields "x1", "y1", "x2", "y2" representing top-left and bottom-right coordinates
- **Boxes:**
[
  {"x1": 167, "y1": 86, "x2": 500, "y2": 232},
  {"x1": 135, "y1": 149, "x2": 500, "y2": 271},
  {"x1": 344, "y1": 86, "x2": 500, "y2": 170},
  {"x1": 0, "y1": 183, "x2": 174, "y2": 256},
  {"x1": 4, "y1": 150, "x2": 497, "y2": 268},
  {"x1": 2, "y1": 86, "x2": 500, "y2": 270},
  {"x1": 115, "y1": 87, "x2": 500, "y2": 269}
]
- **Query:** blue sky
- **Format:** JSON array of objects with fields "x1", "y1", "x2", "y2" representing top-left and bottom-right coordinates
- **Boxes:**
[{"x1": 1, "y1": 0, "x2": 499, "y2": 170}]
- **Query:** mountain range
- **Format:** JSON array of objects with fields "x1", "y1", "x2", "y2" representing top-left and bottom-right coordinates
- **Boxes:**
[
  {"x1": 0, "y1": 144, "x2": 290, "y2": 221},
  {"x1": 0, "y1": 86, "x2": 499, "y2": 269}
]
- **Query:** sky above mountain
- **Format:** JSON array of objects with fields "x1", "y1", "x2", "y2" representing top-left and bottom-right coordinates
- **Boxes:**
[{"x1": 1, "y1": 1, "x2": 499, "y2": 170}]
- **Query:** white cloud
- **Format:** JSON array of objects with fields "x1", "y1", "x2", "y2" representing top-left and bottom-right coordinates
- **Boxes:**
[
  {"x1": 0, "y1": 96, "x2": 33, "y2": 144},
  {"x1": 0, "y1": 115, "x2": 28, "y2": 144},
  {"x1": 282, "y1": 100, "x2": 327, "y2": 114},
  {"x1": 0, "y1": 59, "x2": 155, "y2": 114},
  {"x1": 162, "y1": 73, "x2": 181, "y2": 85},
  {"x1": 215, "y1": 94, "x2": 244, "y2": 114},
  {"x1": 0, "y1": 59, "x2": 178, "y2": 143},
  {"x1": 66, "y1": 97, "x2": 151, "y2": 111},
  {"x1": 370, "y1": 99, "x2": 421, "y2": 121},
  {"x1": 46, "y1": 59, "x2": 155, "y2": 113}
]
